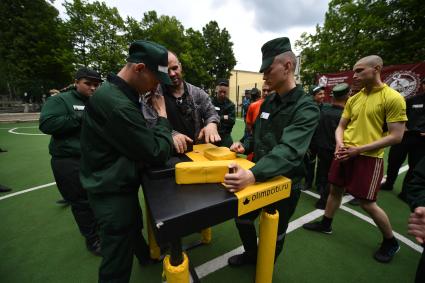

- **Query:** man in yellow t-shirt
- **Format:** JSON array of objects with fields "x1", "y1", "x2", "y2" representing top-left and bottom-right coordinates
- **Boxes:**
[{"x1": 304, "y1": 55, "x2": 407, "y2": 264}]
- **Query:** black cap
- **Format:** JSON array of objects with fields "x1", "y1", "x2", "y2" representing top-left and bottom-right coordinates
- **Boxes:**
[
  {"x1": 332, "y1": 83, "x2": 350, "y2": 98},
  {"x1": 217, "y1": 78, "x2": 229, "y2": 87},
  {"x1": 75, "y1": 67, "x2": 103, "y2": 82},
  {"x1": 309, "y1": 85, "x2": 325, "y2": 96}
]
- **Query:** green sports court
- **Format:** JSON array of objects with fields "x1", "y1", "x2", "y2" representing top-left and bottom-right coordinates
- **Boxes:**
[{"x1": 0, "y1": 119, "x2": 422, "y2": 283}]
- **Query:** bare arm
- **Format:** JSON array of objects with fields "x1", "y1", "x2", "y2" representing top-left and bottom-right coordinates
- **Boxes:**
[
  {"x1": 337, "y1": 121, "x2": 405, "y2": 160},
  {"x1": 334, "y1": 117, "x2": 349, "y2": 155},
  {"x1": 358, "y1": 121, "x2": 405, "y2": 152}
]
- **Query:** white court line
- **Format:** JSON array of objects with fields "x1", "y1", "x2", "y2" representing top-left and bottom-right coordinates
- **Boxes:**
[
  {"x1": 195, "y1": 193, "x2": 355, "y2": 279},
  {"x1": 194, "y1": 209, "x2": 326, "y2": 279},
  {"x1": 0, "y1": 182, "x2": 56, "y2": 201},
  {"x1": 340, "y1": 205, "x2": 423, "y2": 253},
  {"x1": 8, "y1": 127, "x2": 45, "y2": 136},
  {"x1": 0, "y1": 126, "x2": 39, "y2": 130},
  {"x1": 302, "y1": 189, "x2": 423, "y2": 252}
]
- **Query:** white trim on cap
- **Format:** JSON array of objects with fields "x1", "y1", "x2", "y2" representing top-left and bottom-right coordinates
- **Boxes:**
[{"x1": 158, "y1": 65, "x2": 168, "y2": 73}]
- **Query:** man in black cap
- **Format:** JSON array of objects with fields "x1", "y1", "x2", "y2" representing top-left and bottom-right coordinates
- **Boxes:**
[
  {"x1": 79, "y1": 40, "x2": 173, "y2": 283},
  {"x1": 310, "y1": 85, "x2": 326, "y2": 108},
  {"x1": 39, "y1": 67, "x2": 103, "y2": 255},
  {"x1": 211, "y1": 79, "x2": 236, "y2": 147},
  {"x1": 312, "y1": 83, "x2": 350, "y2": 209},
  {"x1": 381, "y1": 77, "x2": 425, "y2": 201},
  {"x1": 224, "y1": 37, "x2": 319, "y2": 266}
]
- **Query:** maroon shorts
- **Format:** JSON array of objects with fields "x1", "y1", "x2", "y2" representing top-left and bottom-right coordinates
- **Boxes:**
[{"x1": 328, "y1": 155, "x2": 384, "y2": 201}]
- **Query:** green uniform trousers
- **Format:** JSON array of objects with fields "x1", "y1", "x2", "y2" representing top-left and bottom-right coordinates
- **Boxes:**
[{"x1": 88, "y1": 191, "x2": 149, "y2": 283}]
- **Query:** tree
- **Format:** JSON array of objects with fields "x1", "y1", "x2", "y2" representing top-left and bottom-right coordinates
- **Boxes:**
[
  {"x1": 0, "y1": 0, "x2": 73, "y2": 100},
  {"x1": 63, "y1": 0, "x2": 127, "y2": 75},
  {"x1": 296, "y1": 0, "x2": 425, "y2": 85},
  {"x1": 125, "y1": 12, "x2": 236, "y2": 91},
  {"x1": 202, "y1": 21, "x2": 237, "y2": 90}
]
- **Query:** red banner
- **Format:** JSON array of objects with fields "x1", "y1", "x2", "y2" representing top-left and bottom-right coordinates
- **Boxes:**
[{"x1": 316, "y1": 62, "x2": 425, "y2": 100}]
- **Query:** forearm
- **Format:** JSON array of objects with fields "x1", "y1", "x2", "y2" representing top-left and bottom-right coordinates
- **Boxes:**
[
  {"x1": 335, "y1": 126, "x2": 344, "y2": 147},
  {"x1": 357, "y1": 134, "x2": 401, "y2": 154}
]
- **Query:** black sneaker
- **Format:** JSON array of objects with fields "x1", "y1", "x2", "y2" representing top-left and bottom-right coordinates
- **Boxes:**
[
  {"x1": 380, "y1": 182, "x2": 394, "y2": 191},
  {"x1": 228, "y1": 252, "x2": 257, "y2": 267},
  {"x1": 373, "y1": 241, "x2": 400, "y2": 263},
  {"x1": 302, "y1": 221, "x2": 332, "y2": 234},
  {"x1": 86, "y1": 239, "x2": 101, "y2": 256},
  {"x1": 0, "y1": 185, "x2": 12, "y2": 193}
]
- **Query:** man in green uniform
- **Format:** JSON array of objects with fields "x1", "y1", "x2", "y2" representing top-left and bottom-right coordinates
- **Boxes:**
[
  {"x1": 211, "y1": 79, "x2": 236, "y2": 147},
  {"x1": 79, "y1": 40, "x2": 173, "y2": 283},
  {"x1": 39, "y1": 67, "x2": 102, "y2": 255},
  {"x1": 224, "y1": 37, "x2": 320, "y2": 265}
]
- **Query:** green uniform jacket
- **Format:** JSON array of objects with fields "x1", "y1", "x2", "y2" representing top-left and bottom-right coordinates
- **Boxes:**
[
  {"x1": 39, "y1": 87, "x2": 87, "y2": 158},
  {"x1": 406, "y1": 157, "x2": 425, "y2": 210},
  {"x1": 211, "y1": 97, "x2": 236, "y2": 137},
  {"x1": 244, "y1": 85, "x2": 320, "y2": 183},
  {"x1": 79, "y1": 74, "x2": 173, "y2": 194}
]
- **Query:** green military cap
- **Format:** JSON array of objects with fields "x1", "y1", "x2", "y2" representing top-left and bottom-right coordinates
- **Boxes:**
[
  {"x1": 309, "y1": 85, "x2": 325, "y2": 96},
  {"x1": 332, "y1": 83, "x2": 350, "y2": 98},
  {"x1": 127, "y1": 40, "x2": 172, "y2": 85},
  {"x1": 259, "y1": 37, "x2": 292, "y2": 73}
]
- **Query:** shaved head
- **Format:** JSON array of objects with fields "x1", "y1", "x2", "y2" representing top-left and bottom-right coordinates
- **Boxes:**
[
  {"x1": 275, "y1": 51, "x2": 297, "y2": 72},
  {"x1": 356, "y1": 55, "x2": 383, "y2": 69},
  {"x1": 353, "y1": 55, "x2": 384, "y2": 90}
]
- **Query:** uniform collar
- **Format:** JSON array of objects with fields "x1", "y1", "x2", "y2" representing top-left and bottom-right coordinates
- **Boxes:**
[
  {"x1": 107, "y1": 73, "x2": 140, "y2": 107},
  {"x1": 72, "y1": 88, "x2": 89, "y2": 102},
  {"x1": 271, "y1": 85, "x2": 302, "y2": 104}
]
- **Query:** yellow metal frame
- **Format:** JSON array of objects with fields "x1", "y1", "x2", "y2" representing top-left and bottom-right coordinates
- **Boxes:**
[{"x1": 255, "y1": 209, "x2": 279, "y2": 283}]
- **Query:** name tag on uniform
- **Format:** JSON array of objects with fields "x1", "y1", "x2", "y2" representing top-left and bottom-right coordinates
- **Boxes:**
[
  {"x1": 215, "y1": 106, "x2": 220, "y2": 111},
  {"x1": 73, "y1": 105, "x2": 85, "y2": 111},
  {"x1": 260, "y1": 112, "x2": 270, "y2": 119},
  {"x1": 412, "y1": 104, "x2": 424, "y2": 109},
  {"x1": 224, "y1": 115, "x2": 228, "y2": 120}
]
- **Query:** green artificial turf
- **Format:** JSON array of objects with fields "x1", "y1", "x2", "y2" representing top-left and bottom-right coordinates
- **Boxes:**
[{"x1": 0, "y1": 121, "x2": 422, "y2": 283}]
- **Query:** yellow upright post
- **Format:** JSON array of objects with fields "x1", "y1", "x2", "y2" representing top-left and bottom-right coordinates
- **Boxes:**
[
  {"x1": 146, "y1": 210, "x2": 161, "y2": 260},
  {"x1": 255, "y1": 209, "x2": 279, "y2": 283},
  {"x1": 163, "y1": 252, "x2": 190, "y2": 283},
  {"x1": 200, "y1": 227, "x2": 212, "y2": 244}
]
